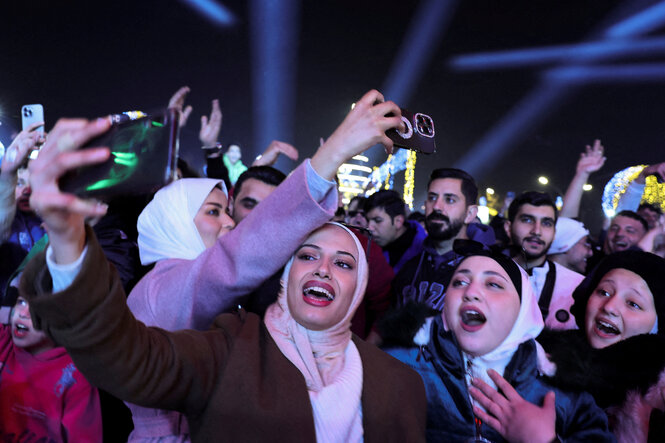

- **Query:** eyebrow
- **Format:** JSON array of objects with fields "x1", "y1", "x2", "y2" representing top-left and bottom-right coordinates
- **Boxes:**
[
  {"x1": 204, "y1": 202, "x2": 224, "y2": 209},
  {"x1": 600, "y1": 278, "x2": 650, "y2": 300},
  {"x1": 456, "y1": 268, "x2": 509, "y2": 282},
  {"x1": 297, "y1": 243, "x2": 357, "y2": 262}
]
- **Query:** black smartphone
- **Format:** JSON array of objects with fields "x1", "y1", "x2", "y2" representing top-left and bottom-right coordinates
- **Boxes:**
[
  {"x1": 386, "y1": 108, "x2": 436, "y2": 154},
  {"x1": 59, "y1": 108, "x2": 179, "y2": 200}
]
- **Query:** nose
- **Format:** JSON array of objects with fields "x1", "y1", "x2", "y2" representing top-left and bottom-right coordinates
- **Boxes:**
[
  {"x1": 530, "y1": 221, "x2": 542, "y2": 236},
  {"x1": 16, "y1": 304, "x2": 29, "y2": 318},
  {"x1": 461, "y1": 281, "x2": 481, "y2": 302},
  {"x1": 601, "y1": 294, "x2": 621, "y2": 317},
  {"x1": 21, "y1": 185, "x2": 31, "y2": 197},
  {"x1": 314, "y1": 259, "x2": 332, "y2": 279},
  {"x1": 217, "y1": 213, "x2": 236, "y2": 238},
  {"x1": 432, "y1": 197, "x2": 444, "y2": 212}
]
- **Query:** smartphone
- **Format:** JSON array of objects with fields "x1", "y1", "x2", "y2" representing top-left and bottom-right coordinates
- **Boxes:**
[
  {"x1": 59, "y1": 108, "x2": 179, "y2": 200},
  {"x1": 386, "y1": 108, "x2": 436, "y2": 154},
  {"x1": 22, "y1": 104, "x2": 45, "y2": 159}
]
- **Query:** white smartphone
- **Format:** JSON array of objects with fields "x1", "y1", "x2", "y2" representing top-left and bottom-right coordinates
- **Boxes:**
[{"x1": 21, "y1": 104, "x2": 44, "y2": 159}]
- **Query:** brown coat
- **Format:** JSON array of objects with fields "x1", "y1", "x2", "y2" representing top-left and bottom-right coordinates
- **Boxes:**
[{"x1": 22, "y1": 228, "x2": 426, "y2": 442}]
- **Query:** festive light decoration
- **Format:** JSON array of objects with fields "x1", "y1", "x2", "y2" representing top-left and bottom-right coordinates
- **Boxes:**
[
  {"x1": 368, "y1": 149, "x2": 409, "y2": 192},
  {"x1": 600, "y1": 165, "x2": 665, "y2": 217},
  {"x1": 403, "y1": 150, "x2": 417, "y2": 209},
  {"x1": 384, "y1": 154, "x2": 394, "y2": 190},
  {"x1": 337, "y1": 155, "x2": 373, "y2": 205}
]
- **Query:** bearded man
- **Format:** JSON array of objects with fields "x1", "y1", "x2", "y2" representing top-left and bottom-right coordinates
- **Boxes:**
[{"x1": 392, "y1": 168, "x2": 494, "y2": 311}]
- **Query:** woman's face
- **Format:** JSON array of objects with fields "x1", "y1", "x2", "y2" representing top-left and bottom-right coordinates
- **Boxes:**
[
  {"x1": 287, "y1": 225, "x2": 358, "y2": 331},
  {"x1": 193, "y1": 188, "x2": 235, "y2": 248},
  {"x1": 444, "y1": 256, "x2": 521, "y2": 357},
  {"x1": 585, "y1": 268, "x2": 657, "y2": 349}
]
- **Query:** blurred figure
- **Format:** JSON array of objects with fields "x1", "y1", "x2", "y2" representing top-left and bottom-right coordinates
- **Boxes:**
[
  {"x1": 346, "y1": 196, "x2": 368, "y2": 228},
  {"x1": 547, "y1": 217, "x2": 593, "y2": 274},
  {"x1": 224, "y1": 144, "x2": 248, "y2": 185}
]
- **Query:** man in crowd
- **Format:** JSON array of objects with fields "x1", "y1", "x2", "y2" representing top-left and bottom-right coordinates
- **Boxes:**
[
  {"x1": 547, "y1": 217, "x2": 593, "y2": 275},
  {"x1": 230, "y1": 166, "x2": 286, "y2": 224},
  {"x1": 366, "y1": 190, "x2": 426, "y2": 274},
  {"x1": 504, "y1": 192, "x2": 582, "y2": 328},
  {"x1": 604, "y1": 210, "x2": 648, "y2": 254},
  {"x1": 392, "y1": 168, "x2": 494, "y2": 311},
  {"x1": 345, "y1": 196, "x2": 368, "y2": 228}
]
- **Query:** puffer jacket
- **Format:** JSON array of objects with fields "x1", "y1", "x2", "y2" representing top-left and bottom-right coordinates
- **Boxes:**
[{"x1": 384, "y1": 315, "x2": 615, "y2": 442}]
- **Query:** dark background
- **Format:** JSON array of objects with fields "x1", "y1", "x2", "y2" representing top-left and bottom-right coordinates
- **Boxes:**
[{"x1": 2, "y1": 0, "x2": 664, "y2": 233}]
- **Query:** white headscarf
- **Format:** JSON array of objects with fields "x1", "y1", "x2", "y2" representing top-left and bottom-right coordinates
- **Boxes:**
[
  {"x1": 264, "y1": 222, "x2": 368, "y2": 442},
  {"x1": 137, "y1": 178, "x2": 227, "y2": 265},
  {"x1": 444, "y1": 256, "x2": 544, "y2": 391}
]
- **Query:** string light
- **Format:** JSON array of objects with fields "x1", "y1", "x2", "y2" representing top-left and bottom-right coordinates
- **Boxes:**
[
  {"x1": 403, "y1": 150, "x2": 417, "y2": 209},
  {"x1": 384, "y1": 154, "x2": 393, "y2": 190},
  {"x1": 600, "y1": 165, "x2": 665, "y2": 217}
]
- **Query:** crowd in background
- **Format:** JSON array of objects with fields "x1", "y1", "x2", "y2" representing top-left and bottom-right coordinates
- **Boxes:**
[{"x1": 1, "y1": 87, "x2": 665, "y2": 442}]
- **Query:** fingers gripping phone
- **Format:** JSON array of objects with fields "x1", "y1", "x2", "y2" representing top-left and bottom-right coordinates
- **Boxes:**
[
  {"x1": 59, "y1": 108, "x2": 180, "y2": 200},
  {"x1": 386, "y1": 108, "x2": 436, "y2": 154}
]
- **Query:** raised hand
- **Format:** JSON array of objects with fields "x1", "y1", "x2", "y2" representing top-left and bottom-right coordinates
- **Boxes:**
[
  {"x1": 252, "y1": 140, "x2": 299, "y2": 167},
  {"x1": 637, "y1": 161, "x2": 665, "y2": 185},
  {"x1": 311, "y1": 89, "x2": 404, "y2": 180},
  {"x1": 199, "y1": 99, "x2": 222, "y2": 148},
  {"x1": 1, "y1": 122, "x2": 45, "y2": 174},
  {"x1": 469, "y1": 369, "x2": 556, "y2": 443},
  {"x1": 28, "y1": 118, "x2": 111, "y2": 264},
  {"x1": 168, "y1": 86, "x2": 194, "y2": 128},
  {"x1": 576, "y1": 139, "x2": 606, "y2": 175}
]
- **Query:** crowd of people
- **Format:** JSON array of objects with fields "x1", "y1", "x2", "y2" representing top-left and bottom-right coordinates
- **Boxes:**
[{"x1": 1, "y1": 86, "x2": 664, "y2": 442}]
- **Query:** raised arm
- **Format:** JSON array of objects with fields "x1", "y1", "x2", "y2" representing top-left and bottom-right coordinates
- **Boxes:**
[
  {"x1": 560, "y1": 140, "x2": 605, "y2": 219},
  {"x1": 0, "y1": 122, "x2": 44, "y2": 240},
  {"x1": 129, "y1": 89, "x2": 404, "y2": 330}
]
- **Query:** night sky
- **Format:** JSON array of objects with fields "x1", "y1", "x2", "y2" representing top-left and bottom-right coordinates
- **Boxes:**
[{"x1": 2, "y1": 0, "x2": 664, "y2": 233}]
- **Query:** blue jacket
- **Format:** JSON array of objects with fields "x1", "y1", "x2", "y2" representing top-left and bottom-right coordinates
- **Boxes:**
[{"x1": 385, "y1": 316, "x2": 615, "y2": 442}]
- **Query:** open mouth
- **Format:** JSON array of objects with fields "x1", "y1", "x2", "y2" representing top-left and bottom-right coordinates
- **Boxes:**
[
  {"x1": 13, "y1": 323, "x2": 29, "y2": 338},
  {"x1": 460, "y1": 306, "x2": 486, "y2": 332},
  {"x1": 594, "y1": 318, "x2": 620, "y2": 336},
  {"x1": 302, "y1": 281, "x2": 335, "y2": 307},
  {"x1": 613, "y1": 240, "x2": 628, "y2": 250}
]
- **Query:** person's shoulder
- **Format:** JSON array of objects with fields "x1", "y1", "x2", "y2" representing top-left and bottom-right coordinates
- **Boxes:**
[
  {"x1": 354, "y1": 336, "x2": 420, "y2": 380},
  {"x1": 210, "y1": 309, "x2": 261, "y2": 333}
]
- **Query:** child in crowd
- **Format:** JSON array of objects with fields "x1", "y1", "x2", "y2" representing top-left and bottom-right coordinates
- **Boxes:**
[{"x1": 0, "y1": 295, "x2": 101, "y2": 441}]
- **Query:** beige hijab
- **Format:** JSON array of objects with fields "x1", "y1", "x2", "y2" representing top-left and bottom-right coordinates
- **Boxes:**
[{"x1": 264, "y1": 222, "x2": 368, "y2": 391}]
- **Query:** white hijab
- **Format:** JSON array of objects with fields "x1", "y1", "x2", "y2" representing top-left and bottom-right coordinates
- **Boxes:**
[
  {"x1": 137, "y1": 178, "x2": 227, "y2": 265},
  {"x1": 444, "y1": 256, "x2": 545, "y2": 391}
]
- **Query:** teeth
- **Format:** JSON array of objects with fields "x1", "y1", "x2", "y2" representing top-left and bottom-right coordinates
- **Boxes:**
[
  {"x1": 15, "y1": 324, "x2": 28, "y2": 331},
  {"x1": 304, "y1": 287, "x2": 334, "y2": 301},
  {"x1": 596, "y1": 320, "x2": 619, "y2": 334}
]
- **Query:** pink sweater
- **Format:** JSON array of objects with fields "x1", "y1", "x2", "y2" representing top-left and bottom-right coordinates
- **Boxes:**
[
  {"x1": 125, "y1": 160, "x2": 337, "y2": 440},
  {"x1": 0, "y1": 324, "x2": 101, "y2": 442}
]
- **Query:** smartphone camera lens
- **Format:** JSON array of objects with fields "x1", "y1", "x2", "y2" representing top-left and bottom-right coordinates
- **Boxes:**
[
  {"x1": 23, "y1": 108, "x2": 33, "y2": 118},
  {"x1": 415, "y1": 114, "x2": 434, "y2": 137}
]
